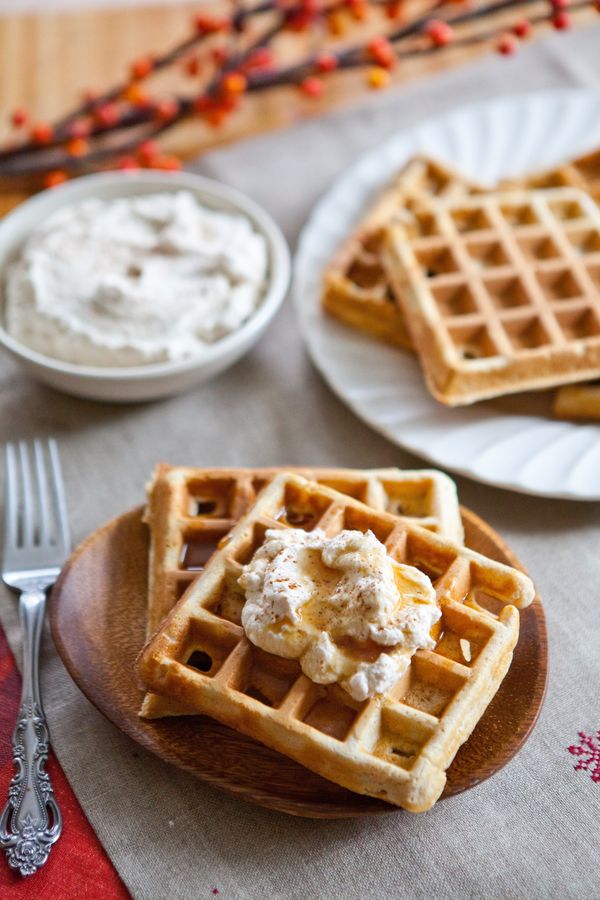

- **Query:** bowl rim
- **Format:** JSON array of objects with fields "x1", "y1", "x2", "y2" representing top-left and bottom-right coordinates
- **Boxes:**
[{"x1": 0, "y1": 170, "x2": 291, "y2": 382}]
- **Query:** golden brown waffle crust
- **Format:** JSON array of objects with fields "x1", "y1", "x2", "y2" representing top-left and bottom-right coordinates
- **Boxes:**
[
  {"x1": 141, "y1": 464, "x2": 464, "y2": 720},
  {"x1": 138, "y1": 472, "x2": 533, "y2": 812},
  {"x1": 321, "y1": 156, "x2": 480, "y2": 350},
  {"x1": 385, "y1": 187, "x2": 600, "y2": 406}
]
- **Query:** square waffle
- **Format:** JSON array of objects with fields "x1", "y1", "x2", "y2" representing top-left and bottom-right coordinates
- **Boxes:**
[
  {"x1": 322, "y1": 157, "x2": 478, "y2": 349},
  {"x1": 137, "y1": 473, "x2": 534, "y2": 812},
  {"x1": 384, "y1": 187, "x2": 600, "y2": 406},
  {"x1": 141, "y1": 464, "x2": 463, "y2": 718},
  {"x1": 502, "y1": 147, "x2": 600, "y2": 206}
]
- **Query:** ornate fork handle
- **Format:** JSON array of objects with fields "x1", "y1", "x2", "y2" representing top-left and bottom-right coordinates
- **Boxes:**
[{"x1": 0, "y1": 589, "x2": 62, "y2": 876}]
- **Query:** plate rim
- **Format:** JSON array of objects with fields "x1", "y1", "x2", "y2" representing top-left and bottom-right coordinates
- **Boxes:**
[
  {"x1": 49, "y1": 503, "x2": 548, "y2": 819},
  {"x1": 293, "y1": 87, "x2": 600, "y2": 500}
]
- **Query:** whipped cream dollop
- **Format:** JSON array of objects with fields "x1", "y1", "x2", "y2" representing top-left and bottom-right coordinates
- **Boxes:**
[
  {"x1": 239, "y1": 527, "x2": 440, "y2": 702},
  {"x1": 4, "y1": 191, "x2": 268, "y2": 367}
]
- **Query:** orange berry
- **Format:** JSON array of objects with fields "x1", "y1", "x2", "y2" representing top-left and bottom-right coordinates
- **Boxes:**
[
  {"x1": 10, "y1": 108, "x2": 28, "y2": 128},
  {"x1": 367, "y1": 67, "x2": 391, "y2": 89},
  {"x1": 130, "y1": 56, "x2": 154, "y2": 81},
  {"x1": 327, "y1": 10, "x2": 346, "y2": 35},
  {"x1": 44, "y1": 170, "x2": 67, "y2": 189},
  {"x1": 31, "y1": 122, "x2": 53, "y2": 144},
  {"x1": 122, "y1": 83, "x2": 151, "y2": 107},
  {"x1": 67, "y1": 137, "x2": 89, "y2": 157},
  {"x1": 221, "y1": 72, "x2": 247, "y2": 95},
  {"x1": 153, "y1": 155, "x2": 182, "y2": 171},
  {"x1": 300, "y1": 76, "x2": 324, "y2": 98}
]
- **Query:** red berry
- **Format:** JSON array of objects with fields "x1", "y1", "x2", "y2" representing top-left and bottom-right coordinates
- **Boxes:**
[
  {"x1": 117, "y1": 156, "x2": 139, "y2": 170},
  {"x1": 245, "y1": 47, "x2": 274, "y2": 70},
  {"x1": 184, "y1": 54, "x2": 201, "y2": 77},
  {"x1": 66, "y1": 118, "x2": 92, "y2": 139},
  {"x1": 130, "y1": 56, "x2": 154, "y2": 81},
  {"x1": 10, "y1": 108, "x2": 28, "y2": 128},
  {"x1": 137, "y1": 139, "x2": 159, "y2": 163},
  {"x1": 553, "y1": 10, "x2": 571, "y2": 28},
  {"x1": 368, "y1": 36, "x2": 395, "y2": 68},
  {"x1": 194, "y1": 14, "x2": 229, "y2": 33},
  {"x1": 512, "y1": 19, "x2": 532, "y2": 38},
  {"x1": 300, "y1": 76, "x2": 324, "y2": 98},
  {"x1": 44, "y1": 170, "x2": 67, "y2": 189},
  {"x1": 552, "y1": 0, "x2": 570, "y2": 9},
  {"x1": 153, "y1": 98, "x2": 179, "y2": 121},
  {"x1": 94, "y1": 103, "x2": 120, "y2": 128},
  {"x1": 426, "y1": 19, "x2": 454, "y2": 46},
  {"x1": 212, "y1": 47, "x2": 229, "y2": 66},
  {"x1": 315, "y1": 52, "x2": 338, "y2": 73},
  {"x1": 497, "y1": 34, "x2": 518, "y2": 55},
  {"x1": 385, "y1": 1, "x2": 402, "y2": 17},
  {"x1": 31, "y1": 122, "x2": 53, "y2": 144}
]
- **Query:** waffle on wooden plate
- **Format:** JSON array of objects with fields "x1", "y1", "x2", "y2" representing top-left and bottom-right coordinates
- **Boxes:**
[
  {"x1": 137, "y1": 472, "x2": 534, "y2": 813},
  {"x1": 384, "y1": 186, "x2": 600, "y2": 406},
  {"x1": 141, "y1": 464, "x2": 463, "y2": 718},
  {"x1": 322, "y1": 156, "x2": 478, "y2": 349}
]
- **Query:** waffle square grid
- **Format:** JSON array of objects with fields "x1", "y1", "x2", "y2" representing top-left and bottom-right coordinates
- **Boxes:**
[
  {"x1": 384, "y1": 187, "x2": 600, "y2": 405},
  {"x1": 138, "y1": 473, "x2": 533, "y2": 812},
  {"x1": 322, "y1": 157, "x2": 477, "y2": 349}
]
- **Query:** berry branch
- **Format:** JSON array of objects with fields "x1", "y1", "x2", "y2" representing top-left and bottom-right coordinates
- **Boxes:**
[{"x1": 1, "y1": 0, "x2": 596, "y2": 186}]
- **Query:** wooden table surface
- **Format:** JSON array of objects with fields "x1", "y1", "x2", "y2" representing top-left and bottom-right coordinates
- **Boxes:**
[{"x1": 0, "y1": 1, "x2": 596, "y2": 214}]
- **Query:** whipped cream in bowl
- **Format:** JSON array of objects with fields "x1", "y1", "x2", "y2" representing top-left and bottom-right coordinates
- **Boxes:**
[{"x1": 0, "y1": 171, "x2": 290, "y2": 401}]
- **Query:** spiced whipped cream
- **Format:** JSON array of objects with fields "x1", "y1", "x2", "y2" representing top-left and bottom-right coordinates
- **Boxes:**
[
  {"x1": 4, "y1": 191, "x2": 268, "y2": 367},
  {"x1": 239, "y1": 527, "x2": 440, "y2": 702}
]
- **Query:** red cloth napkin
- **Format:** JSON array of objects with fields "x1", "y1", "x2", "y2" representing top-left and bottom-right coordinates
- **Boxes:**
[{"x1": 0, "y1": 627, "x2": 130, "y2": 898}]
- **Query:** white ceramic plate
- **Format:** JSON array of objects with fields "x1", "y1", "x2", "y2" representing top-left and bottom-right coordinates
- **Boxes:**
[{"x1": 294, "y1": 89, "x2": 600, "y2": 500}]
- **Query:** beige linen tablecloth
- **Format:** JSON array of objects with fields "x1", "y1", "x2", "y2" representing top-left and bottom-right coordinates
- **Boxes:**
[{"x1": 1, "y1": 28, "x2": 600, "y2": 899}]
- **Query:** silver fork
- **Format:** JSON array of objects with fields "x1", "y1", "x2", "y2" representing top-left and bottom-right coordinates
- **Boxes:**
[{"x1": 0, "y1": 439, "x2": 69, "y2": 876}]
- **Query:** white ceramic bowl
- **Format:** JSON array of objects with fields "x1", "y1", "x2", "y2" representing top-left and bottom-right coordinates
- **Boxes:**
[{"x1": 0, "y1": 171, "x2": 290, "y2": 402}]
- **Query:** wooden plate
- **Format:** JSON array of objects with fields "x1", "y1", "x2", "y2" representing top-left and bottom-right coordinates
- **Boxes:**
[{"x1": 49, "y1": 506, "x2": 547, "y2": 818}]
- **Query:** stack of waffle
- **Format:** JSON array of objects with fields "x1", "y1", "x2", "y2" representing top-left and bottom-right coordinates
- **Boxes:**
[
  {"x1": 136, "y1": 464, "x2": 534, "y2": 812},
  {"x1": 322, "y1": 150, "x2": 600, "y2": 416}
]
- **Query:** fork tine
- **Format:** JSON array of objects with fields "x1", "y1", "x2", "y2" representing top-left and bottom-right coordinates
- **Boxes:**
[
  {"x1": 18, "y1": 441, "x2": 34, "y2": 548},
  {"x1": 47, "y1": 439, "x2": 70, "y2": 552},
  {"x1": 4, "y1": 443, "x2": 18, "y2": 551},
  {"x1": 33, "y1": 439, "x2": 50, "y2": 546}
]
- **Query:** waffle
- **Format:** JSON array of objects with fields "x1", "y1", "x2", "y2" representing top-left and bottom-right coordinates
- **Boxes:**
[
  {"x1": 554, "y1": 382, "x2": 600, "y2": 419},
  {"x1": 502, "y1": 147, "x2": 600, "y2": 207},
  {"x1": 137, "y1": 472, "x2": 534, "y2": 812},
  {"x1": 384, "y1": 186, "x2": 600, "y2": 406},
  {"x1": 141, "y1": 464, "x2": 463, "y2": 718},
  {"x1": 322, "y1": 157, "x2": 477, "y2": 349}
]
